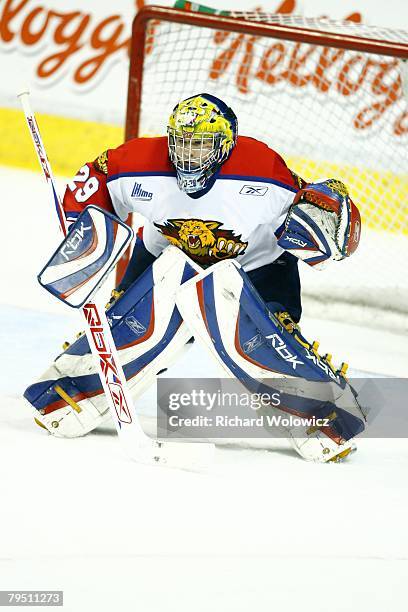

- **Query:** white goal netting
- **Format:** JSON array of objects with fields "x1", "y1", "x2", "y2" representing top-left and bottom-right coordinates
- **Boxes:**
[{"x1": 130, "y1": 9, "x2": 408, "y2": 326}]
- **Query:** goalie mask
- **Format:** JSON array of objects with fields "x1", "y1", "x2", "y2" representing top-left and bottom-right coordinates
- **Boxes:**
[{"x1": 168, "y1": 93, "x2": 238, "y2": 194}]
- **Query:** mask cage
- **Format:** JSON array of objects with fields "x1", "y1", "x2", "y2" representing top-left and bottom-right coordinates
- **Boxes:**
[{"x1": 168, "y1": 130, "x2": 223, "y2": 174}]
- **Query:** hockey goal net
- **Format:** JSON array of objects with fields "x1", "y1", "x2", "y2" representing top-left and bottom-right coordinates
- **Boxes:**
[{"x1": 123, "y1": 4, "x2": 408, "y2": 326}]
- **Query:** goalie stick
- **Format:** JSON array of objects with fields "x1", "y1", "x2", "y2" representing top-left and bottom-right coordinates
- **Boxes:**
[{"x1": 18, "y1": 90, "x2": 214, "y2": 470}]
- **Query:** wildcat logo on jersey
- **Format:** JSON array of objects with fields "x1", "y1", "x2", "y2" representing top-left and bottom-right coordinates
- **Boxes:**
[{"x1": 154, "y1": 218, "x2": 248, "y2": 266}]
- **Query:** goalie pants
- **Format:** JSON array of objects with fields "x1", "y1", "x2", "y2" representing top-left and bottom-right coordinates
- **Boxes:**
[{"x1": 118, "y1": 238, "x2": 302, "y2": 323}]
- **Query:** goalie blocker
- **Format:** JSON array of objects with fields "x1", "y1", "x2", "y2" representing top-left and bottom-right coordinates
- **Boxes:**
[
  {"x1": 25, "y1": 247, "x2": 366, "y2": 462},
  {"x1": 38, "y1": 206, "x2": 133, "y2": 308}
]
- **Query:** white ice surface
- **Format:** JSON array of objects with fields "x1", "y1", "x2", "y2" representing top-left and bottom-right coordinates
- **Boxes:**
[{"x1": 1, "y1": 166, "x2": 408, "y2": 611}]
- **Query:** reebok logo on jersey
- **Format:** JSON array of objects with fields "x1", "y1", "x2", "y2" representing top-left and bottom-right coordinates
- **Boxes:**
[
  {"x1": 240, "y1": 185, "x2": 269, "y2": 196},
  {"x1": 131, "y1": 182, "x2": 153, "y2": 201}
]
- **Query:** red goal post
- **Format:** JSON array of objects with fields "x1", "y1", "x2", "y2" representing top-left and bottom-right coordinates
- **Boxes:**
[{"x1": 119, "y1": 5, "x2": 408, "y2": 323}]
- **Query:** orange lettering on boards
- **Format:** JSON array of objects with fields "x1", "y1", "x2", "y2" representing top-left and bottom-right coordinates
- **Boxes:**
[
  {"x1": 0, "y1": 0, "x2": 405, "y2": 135},
  {"x1": 0, "y1": 0, "x2": 131, "y2": 84}
]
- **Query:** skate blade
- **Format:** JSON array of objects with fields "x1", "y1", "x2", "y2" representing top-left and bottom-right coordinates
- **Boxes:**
[
  {"x1": 327, "y1": 444, "x2": 357, "y2": 463},
  {"x1": 131, "y1": 440, "x2": 215, "y2": 471}
]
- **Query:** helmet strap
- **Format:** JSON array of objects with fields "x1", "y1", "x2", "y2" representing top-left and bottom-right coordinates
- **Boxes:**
[{"x1": 176, "y1": 164, "x2": 219, "y2": 195}]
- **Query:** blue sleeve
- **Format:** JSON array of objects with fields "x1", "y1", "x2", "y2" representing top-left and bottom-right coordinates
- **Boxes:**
[{"x1": 117, "y1": 236, "x2": 157, "y2": 292}]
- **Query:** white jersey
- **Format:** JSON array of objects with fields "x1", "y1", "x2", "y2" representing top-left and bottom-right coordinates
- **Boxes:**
[{"x1": 65, "y1": 135, "x2": 302, "y2": 272}]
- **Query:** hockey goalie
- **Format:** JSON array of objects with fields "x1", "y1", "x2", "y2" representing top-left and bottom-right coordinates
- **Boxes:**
[{"x1": 24, "y1": 93, "x2": 366, "y2": 463}]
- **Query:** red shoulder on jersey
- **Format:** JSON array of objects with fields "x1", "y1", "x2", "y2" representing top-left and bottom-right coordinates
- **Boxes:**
[
  {"x1": 62, "y1": 136, "x2": 303, "y2": 221},
  {"x1": 62, "y1": 150, "x2": 114, "y2": 222},
  {"x1": 108, "y1": 137, "x2": 174, "y2": 175},
  {"x1": 62, "y1": 138, "x2": 172, "y2": 222},
  {"x1": 221, "y1": 136, "x2": 304, "y2": 191}
]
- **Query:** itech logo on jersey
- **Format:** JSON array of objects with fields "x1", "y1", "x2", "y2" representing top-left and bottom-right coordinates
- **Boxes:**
[
  {"x1": 131, "y1": 182, "x2": 153, "y2": 201},
  {"x1": 240, "y1": 185, "x2": 269, "y2": 196}
]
